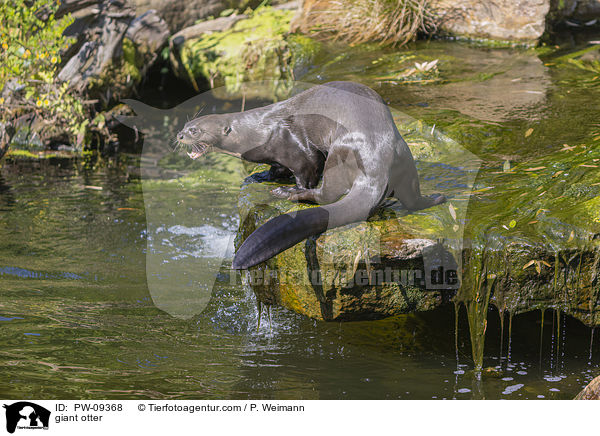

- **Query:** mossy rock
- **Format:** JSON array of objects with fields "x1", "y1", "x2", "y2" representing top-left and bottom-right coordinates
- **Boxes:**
[
  {"x1": 174, "y1": 7, "x2": 322, "y2": 100},
  {"x1": 575, "y1": 375, "x2": 600, "y2": 400},
  {"x1": 235, "y1": 170, "x2": 456, "y2": 321}
]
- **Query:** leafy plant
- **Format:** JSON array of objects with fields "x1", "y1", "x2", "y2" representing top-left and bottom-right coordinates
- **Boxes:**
[{"x1": 0, "y1": 0, "x2": 102, "y2": 149}]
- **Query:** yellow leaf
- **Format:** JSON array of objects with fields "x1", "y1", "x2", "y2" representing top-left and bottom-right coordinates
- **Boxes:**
[
  {"x1": 523, "y1": 260, "x2": 536, "y2": 269},
  {"x1": 352, "y1": 250, "x2": 362, "y2": 277},
  {"x1": 448, "y1": 203, "x2": 457, "y2": 221},
  {"x1": 525, "y1": 128, "x2": 534, "y2": 137},
  {"x1": 567, "y1": 231, "x2": 574, "y2": 242},
  {"x1": 524, "y1": 166, "x2": 546, "y2": 171}
]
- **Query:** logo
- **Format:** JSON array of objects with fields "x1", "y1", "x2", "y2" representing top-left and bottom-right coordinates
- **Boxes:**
[{"x1": 3, "y1": 402, "x2": 50, "y2": 434}]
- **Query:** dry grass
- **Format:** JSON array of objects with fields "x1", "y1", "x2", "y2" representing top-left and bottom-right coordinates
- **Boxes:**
[{"x1": 302, "y1": 0, "x2": 437, "y2": 46}]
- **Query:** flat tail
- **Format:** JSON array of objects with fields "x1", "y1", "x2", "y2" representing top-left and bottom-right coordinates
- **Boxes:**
[
  {"x1": 233, "y1": 207, "x2": 330, "y2": 270},
  {"x1": 233, "y1": 182, "x2": 382, "y2": 270}
]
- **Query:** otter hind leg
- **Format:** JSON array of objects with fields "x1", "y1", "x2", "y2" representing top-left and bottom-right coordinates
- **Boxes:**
[
  {"x1": 399, "y1": 192, "x2": 446, "y2": 210},
  {"x1": 271, "y1": 145, "x2": 355, "y2": 205},
  {"x1": 395, "y1": 176, "x2": 446, "y2": 211}
]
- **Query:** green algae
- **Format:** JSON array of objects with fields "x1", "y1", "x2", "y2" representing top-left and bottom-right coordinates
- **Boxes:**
[
  {"x1": 179, "y1": 7, "x2": 322, "y2": 99},
  {"x1": 3, "y1": 149, "x2": 80, "y2": 160}
]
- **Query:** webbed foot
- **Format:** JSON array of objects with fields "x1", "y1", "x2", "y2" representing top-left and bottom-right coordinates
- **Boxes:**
[{"x1": 271, "y1": 186, "x2": 298, "y2": 199}]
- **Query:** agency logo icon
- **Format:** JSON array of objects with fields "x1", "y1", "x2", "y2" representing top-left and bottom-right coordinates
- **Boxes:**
[{"x1": 3, "y1": 402, "x2": 50, "y2": 434}]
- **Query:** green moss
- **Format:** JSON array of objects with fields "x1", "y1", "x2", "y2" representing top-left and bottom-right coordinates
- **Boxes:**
[
  {"x1": 4, "y1": 149, "x2": 76, "y2": 160},
  {"x1": 6, "y1": 149, "x2": 41, "y2": 159},
  {"x1": 288, "y1": 34, "x2": 322, "y2": 68},
  {"x1": 180, "y1": 7, "x2": 321, "y2": 98}
]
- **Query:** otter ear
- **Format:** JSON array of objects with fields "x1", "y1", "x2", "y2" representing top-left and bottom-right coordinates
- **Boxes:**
[{"x1": 223, "y1": 126, "x2": 232, "y2": 135}]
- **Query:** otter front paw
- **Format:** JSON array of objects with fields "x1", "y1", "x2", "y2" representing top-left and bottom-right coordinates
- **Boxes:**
[{"x1": 271, "y1": 186, "x2": 296, "y2": 199}]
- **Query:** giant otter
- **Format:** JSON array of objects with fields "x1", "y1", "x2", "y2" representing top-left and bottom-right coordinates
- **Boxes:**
[{"x1": 176, "y1": 81, "x2": 445, "y2": 269}]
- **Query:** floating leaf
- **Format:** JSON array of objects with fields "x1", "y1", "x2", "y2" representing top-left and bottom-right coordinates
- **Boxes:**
[
  {"x1": 352, "y1": 250, "x2": 362, "y2": 277},
  {"x1": 525, "y1": 128, "x2": 534, "y2": 137},
  {"x1": 503, "y1": 160, "x2": 511, "y2": 172},
  {"x1": 567, "y1": 231, "x2": 575, "y2": 242},
  {"x1": 448, "y1": 203, "x2": 457, "y2": 221},
  {"x1": 509, "y1": 220, "x2": 517, "y2": 228},
  {"x1": 524, "y1": 166, "x2": 546, "y2": 171}
]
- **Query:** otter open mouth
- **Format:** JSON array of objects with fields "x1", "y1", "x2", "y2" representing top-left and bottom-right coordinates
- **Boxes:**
[{"x1": 185, "y1": 142, "x2": 210, "y2": 160}]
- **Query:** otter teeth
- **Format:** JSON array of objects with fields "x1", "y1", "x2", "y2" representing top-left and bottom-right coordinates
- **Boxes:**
[{"x1": 187, "y1": 151, "x2": 202, "y2": 160}]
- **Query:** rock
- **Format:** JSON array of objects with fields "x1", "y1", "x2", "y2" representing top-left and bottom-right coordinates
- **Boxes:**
[
  {"x1": 575, "y1": 375, "x2": 600, "y2": 399},
  {"x1": 294, "y1": 0, "x2": 551, "y2": 43},
  {"x1": 433, "y1": 0, "x2": 551, "y2": 42},
  {"x1": 235, "y1": 171, "x2": 457, "y2": 321},
  {"x1": 551, "y1": 0, "x2": 600, "y2": 23},
  {"x1": 57, "y1": 1, "x2": 169, "y2": 105},
  {"x1": 293, "y1": 0, "x2": 598, "y2": 44},
  {"x1": 169, "y1": 5, "x2": 320, "y2": 98},
  {"x1": 169, "y1": 14, "x2": 248, "y2": 82},
  {"x1": 126, "y1": 10, "x2": 170, "y2": 57},
  {"x1": 0, "y1": 122, "x2": 16, "y2": 161},
  {"x1": 129, "y1": 0, "x2": 262, "y2": 32}
]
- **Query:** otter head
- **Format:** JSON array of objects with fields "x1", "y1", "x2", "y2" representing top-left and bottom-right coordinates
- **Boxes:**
[{"x1": 176, "y1": 114, "x2": 235, "y2": 160}]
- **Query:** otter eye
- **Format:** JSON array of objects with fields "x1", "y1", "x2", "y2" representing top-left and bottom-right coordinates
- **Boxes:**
[
  {"x1": 189, "y1": 127, "x2": 198, "y2": 135},
  {"x1": 223, "y1": 126, "x2": 232, "y2": 135}
]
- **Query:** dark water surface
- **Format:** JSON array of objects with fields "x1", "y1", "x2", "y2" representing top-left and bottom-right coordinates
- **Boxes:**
[{"x1": 1, "y1": 39, "x2": 600, "y2": 399}]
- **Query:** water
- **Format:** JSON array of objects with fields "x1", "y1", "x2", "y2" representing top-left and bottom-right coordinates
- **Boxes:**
[
  {"x1": 0, "y1": 156, "x2": 597, "y2": 399},
  {"x1": 1, "y1": 37, "x2": 600, "y2": 399}
]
